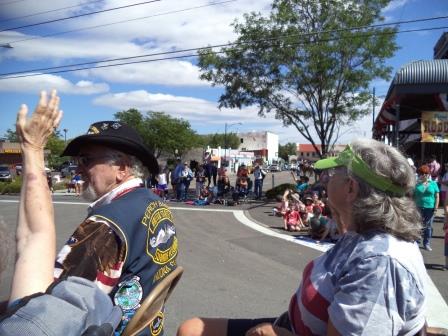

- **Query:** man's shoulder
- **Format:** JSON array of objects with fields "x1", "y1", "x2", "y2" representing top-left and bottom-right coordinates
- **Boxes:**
[{"x1": 95, "y1": 188, "x2": 162, "y2": 215}]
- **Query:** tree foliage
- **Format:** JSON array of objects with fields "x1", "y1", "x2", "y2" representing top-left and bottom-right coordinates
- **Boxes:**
[
  {"x1": 4, "y1": 128, "x2": 18, "y2": 142},
  {"x1": 46, "y1": 132, "x2": 67, "y2": 168},
  {"x1": 198, "y1": 0, "x2": 397, "y2": 157},
  {"x1": 114, "y1": 109, "x2": 201, "y2": 158},
  {"x1": 3, "y1": 127, "x2": 66, "y2": 168},
  {"x1": 279, "y1": 142, "x2": 297, "y2": 161},
  {"x1": 200, "y1": 133, "x2": 241, "y2": 149}
]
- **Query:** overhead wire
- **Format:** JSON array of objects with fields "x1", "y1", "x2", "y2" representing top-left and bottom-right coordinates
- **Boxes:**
[
  {"x1": 0, "y1": 0, "x2": 106, "y2": 24},
  {"x1": 3, "y1": 0, "x2": 238, "y2": 44},
  {"x1": 1, "y1": 24, "x2": 447, "y2": 80},
  {"x1": 0, "y1": 0, "x2": 26, "y2": 6},
  {"x1": 1, "y1": 14, "x2": 447, "y2": 76},
  {"x1": 0, "y1": 0, "x2": 161, "y2": 33}
]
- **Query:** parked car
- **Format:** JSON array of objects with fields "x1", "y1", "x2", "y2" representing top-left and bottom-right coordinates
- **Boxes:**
[
  {"x1": 269, "y1": 164, "x2": 281, "y2": 172},
  {"x1": 0, "y1": 166, "x2": 13, "y2": 182},
  {"x1": 289, "y1": 163, "x2": 297, "y2": 171}
]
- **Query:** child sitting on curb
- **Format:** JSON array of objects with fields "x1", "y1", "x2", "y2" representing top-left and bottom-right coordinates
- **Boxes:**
[{"x1": 285, "y1": 203, "x2": 301, "y2": 231}]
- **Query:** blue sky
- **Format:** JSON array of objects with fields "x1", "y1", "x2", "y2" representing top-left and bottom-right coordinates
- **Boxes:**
[{"x1": 0, "y1": 0, "x2": 447, "y2": 144}]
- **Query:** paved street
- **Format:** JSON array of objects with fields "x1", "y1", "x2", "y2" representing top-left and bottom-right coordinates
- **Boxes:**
[{"x1": 1, "y1": 174, "x2": 447, "y2": 334}]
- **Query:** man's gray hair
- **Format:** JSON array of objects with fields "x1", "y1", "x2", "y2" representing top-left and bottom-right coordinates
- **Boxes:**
[
  {"x1": 348, "y1": 138, "x2": 421, "y2": 241},
  {"x1": 104, "y1": 148, "x2": 149, "y2": 179}
]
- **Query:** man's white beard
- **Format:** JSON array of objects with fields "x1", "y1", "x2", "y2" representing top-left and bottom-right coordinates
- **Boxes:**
[{"x1": 81, "y1": 183, "x2": 98, "y2": 202}]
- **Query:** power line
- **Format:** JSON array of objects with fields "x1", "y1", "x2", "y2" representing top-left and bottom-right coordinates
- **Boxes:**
[
  {"x1": 3, "y1": 11, "x2": 447, "y2": 47},
  {"x1": 0, "y1": 0, "x2": 161, "y2": 33},
  {"x1": 4, "y1": 0, "x2": 238, "y2": 45},
  {"x1": 1, "y1": 25, "x2": 446, "y2": 80},
  {"x1": 0, "y1": 0, "x2": 26, "y2": 6},
  {"x1": 0, "y1": 0, "x2": 106, "y2": 24},
  {"x1": 1, "y1": 14, "x2": 447, "y2": 76}
]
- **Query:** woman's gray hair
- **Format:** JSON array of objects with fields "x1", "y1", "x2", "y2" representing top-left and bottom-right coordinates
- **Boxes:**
[
  {"x1": 348, "y1": 138, "x2": 421, "y2": 241},
  {"x1": 104, "y1": 148, "x2": 149, "y2": 179}
]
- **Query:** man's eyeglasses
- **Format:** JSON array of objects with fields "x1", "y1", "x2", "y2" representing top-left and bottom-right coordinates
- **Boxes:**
[{"x1": 76, "y1": 155, "x2": 115, "y2": 168}]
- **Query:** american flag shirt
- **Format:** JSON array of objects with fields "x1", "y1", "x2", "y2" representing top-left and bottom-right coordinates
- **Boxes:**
[{"x1": 289, "y1": 231, "x2": 428, "y2": 335}]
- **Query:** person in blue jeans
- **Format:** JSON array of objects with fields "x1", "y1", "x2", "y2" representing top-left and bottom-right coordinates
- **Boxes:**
[
  {"x1": 253, "y1": 164, "x2": 267, "y2": 199},
  {"x1": 179, "y1": 162, "x2": 194, "y2": 201},
  {"x1": 414, "y1": 164, "x2": 439, "y2": 251}
]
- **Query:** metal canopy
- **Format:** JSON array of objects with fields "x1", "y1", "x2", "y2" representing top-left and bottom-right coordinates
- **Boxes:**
[{"x1": 374, "y1": 59, "x2": 448, "y2": 134}]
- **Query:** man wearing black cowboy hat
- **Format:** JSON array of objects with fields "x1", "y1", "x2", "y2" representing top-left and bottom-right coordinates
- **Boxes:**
[{"x1": 55, "y1": 121, "x2": 177, "y2": 336}]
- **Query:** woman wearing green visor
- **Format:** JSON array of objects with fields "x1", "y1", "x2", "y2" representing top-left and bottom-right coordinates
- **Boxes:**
[
  {"x1": 287, "y1": 138, "x2": 427, "y2": 336},
  {"x1": 178, "y1": 138, "x2": 427, "y2": 336}
]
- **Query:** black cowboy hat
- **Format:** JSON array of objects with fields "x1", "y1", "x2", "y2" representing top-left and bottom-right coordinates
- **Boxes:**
[{"x1": 61, "y1": 121, "x2": 159, "y2": 175}]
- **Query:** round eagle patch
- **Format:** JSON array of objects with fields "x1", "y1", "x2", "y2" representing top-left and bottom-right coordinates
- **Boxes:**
[{"x1": 114, "y1": 275, "x2": 143, "y2": 311}]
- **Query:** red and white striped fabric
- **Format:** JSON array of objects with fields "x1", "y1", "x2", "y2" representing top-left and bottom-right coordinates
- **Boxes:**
[{"x1": 288, "y1": 232, "x2": 428, "y2": 336}]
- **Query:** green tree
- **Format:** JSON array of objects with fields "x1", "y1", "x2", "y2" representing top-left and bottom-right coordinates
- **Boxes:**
[
  {"x1": 200, "y1": 133, "x2": 240, "y2": 149},
  {"x1": 4, "y1": 128, "x2": 18, "y2": 141},
  {"x1": 45, "y1": 132, "x2": 67, "y2": 169},
  {"x1": 3, "y1": 127, "x2": 66, "y2": 168},
  {"x1": 114, "y1": 109, "x2": 201, "y2": 158},
  {"x1": 279, "y1": 142, "x2": 297, "y2": 161},
  {"x1": 198, "y1": 0, "x2": 397, "y2": 157}
]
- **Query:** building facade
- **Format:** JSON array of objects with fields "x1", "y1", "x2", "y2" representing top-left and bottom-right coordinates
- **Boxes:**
[
  {"x1": 294, "y1": 143, "x2": 346, "y2": 161},
  {"x1": 0, "y1": 141, "x2": 22, "y2": 167},
  {"x1": 237, "y1": 131, "x2": 279, "y2": 164}
]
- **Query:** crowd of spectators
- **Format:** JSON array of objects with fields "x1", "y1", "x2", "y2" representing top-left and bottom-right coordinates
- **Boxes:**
[
  {"x1": 145, "y1": 160, "x2": 266, "y2": 206},
  {"x1": 272, "y1": 178, "x2": 345, "y2": 243},
  {"x1": 143, "y1": 153, "x2": 447, "y2": 264}
]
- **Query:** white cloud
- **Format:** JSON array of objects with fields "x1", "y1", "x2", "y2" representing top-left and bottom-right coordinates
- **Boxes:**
[
  {"x1": 0, "y1": 0, "x2": 272, "y2": 86},
  {"x1": 92, "y1": 89, "x2": 374, "y2": 145},
  {"x1": 93, "y1": 89, "x2": 266, "y2": 122},
  {"x1": 80, "y1": 60, "x2": 205, "y2": 86},
  {"x1": 383, "y1": 0, "x2": 411, "y2": 13},
  {"x1": 0, "y1": 74, "x2": 109, "y2": 94}
]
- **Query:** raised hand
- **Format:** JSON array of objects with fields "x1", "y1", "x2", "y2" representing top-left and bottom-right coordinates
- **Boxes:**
[{"x1": 16, "y1": 90, "x2": 62, "y2": 151}]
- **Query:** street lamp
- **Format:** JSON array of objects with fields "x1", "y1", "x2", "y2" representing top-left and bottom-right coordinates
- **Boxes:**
[
  {"x1": 63, "y1": 128, "x2": 68, "y2": 143},
  {"x1": 224, "y1": 122, "x2": 242, "y2": 165}
]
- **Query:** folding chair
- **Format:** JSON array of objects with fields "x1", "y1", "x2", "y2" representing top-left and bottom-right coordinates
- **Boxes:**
[{"x1": 122, "y1": 266, "x2": 184, "y2": 336}]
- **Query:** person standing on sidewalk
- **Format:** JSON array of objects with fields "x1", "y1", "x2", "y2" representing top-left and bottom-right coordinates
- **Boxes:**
[
  {"x1": 172, "y1": 158, "x2": 184, "y2": 201},
  {"x1": 428, "y1": 154, "x2": 441, "y2": 183},
  {"x1": 195, "y1": 165, "x2": 207, "y2": 200},
  {"x1": 253, "y1": 164, "x2": 267, "y2": 199},
  {"x1": 444, "y1": 194, "x2": 448, "y2": 270},
  {"x1": 414, "y1": 165, "x2": 439, "y2": 251},
  {"x1": 179, "y1": 161, "x2": 193, "y2": 201},
  {"x1": 440, "y1": 162, "x2": 448, "y2": 205}
]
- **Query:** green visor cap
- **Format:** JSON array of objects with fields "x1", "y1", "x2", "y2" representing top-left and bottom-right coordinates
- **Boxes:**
[{"x1": 314, "y1": 145, "x2": 406, "y2": 196}]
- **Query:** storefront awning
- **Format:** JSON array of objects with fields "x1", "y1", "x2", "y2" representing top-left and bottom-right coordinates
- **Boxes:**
[{"x1": 373, "y1": 59, "x2": 448, "y2": 137}]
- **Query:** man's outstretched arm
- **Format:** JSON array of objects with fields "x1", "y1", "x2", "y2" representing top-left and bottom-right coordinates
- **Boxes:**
[{"x1": 9, "y1": 90, "x2": 62, "y2": 303}]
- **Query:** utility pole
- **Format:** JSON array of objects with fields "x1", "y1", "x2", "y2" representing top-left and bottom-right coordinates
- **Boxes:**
[
  {"x1": 223, "y1": 122, "x2": 242, "y2": 165},
  {"x1": 63, "y1": 128, "x2": 68, "y2": 143},
  {"x1": 224, "y1": 123, "x2": 227, "y2": 165},
  {"x1": 372, "y1": 87, "x2": 376, "y2": 127}
]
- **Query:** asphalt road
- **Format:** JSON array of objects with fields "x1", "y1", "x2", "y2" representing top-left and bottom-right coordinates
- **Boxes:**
[
  {"x1": 0, "y1": 195, "x2": 321, "y2": 335},
  {"x1": 1, "y1": 175, "x2": 447, "y2": 333}
]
